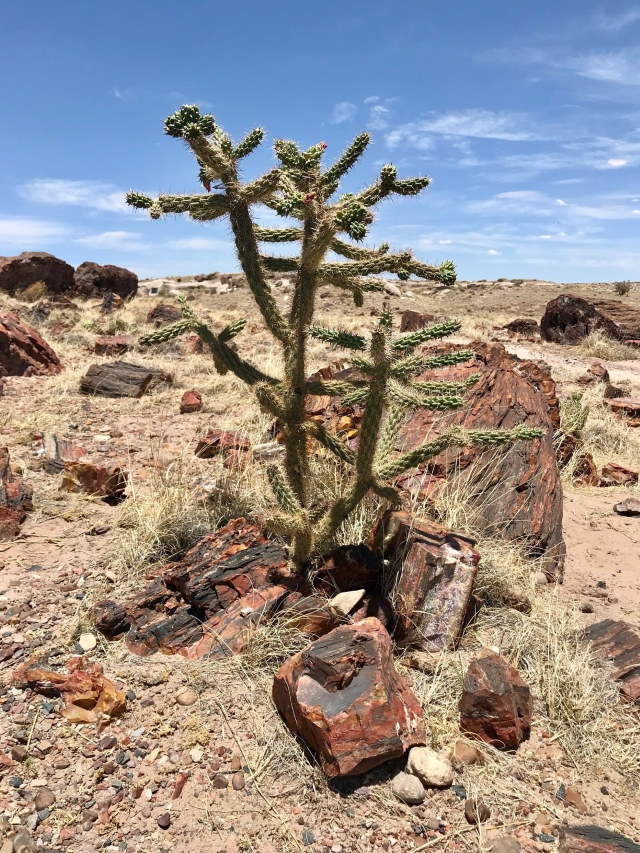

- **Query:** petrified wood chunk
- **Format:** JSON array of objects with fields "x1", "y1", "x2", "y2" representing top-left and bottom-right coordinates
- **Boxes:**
[
  {"x1": 0, "y1": 251, "x2": 74, "y2": 296},
  {"x1": 74, "y1": 261, "x2": 138, "y2": 300},
  {"x1": 94, "y1": 335, "x2": 136, "y2": 356},
  {"x1": 606, "y1": 397, "x2": 640, "y2": 420},
  {"x1": 93, "y1": 518, "x2": 301, "y2": 658},
  {"x1": 146, "y1": 303, "x2": 182, "y2": 327},
  {"x1": 61, "y1": 460, "x2": 128, "y2": 501},
  {"x1": 501, "y1": 318, "x2": 540, "y2": 339},
  {"x1": 195, "y1": 428, "x2": 249, "y2": 458},
  {"x1": 400, "y1": 310, "x2": 434, "y2": 332},
  {"x1": 180, "y1": 389, "x2": 203, "y2": 414},
  {"x1": 459, "y1": 649, "x2": 532, "y2": 750},
  {"x1": 36, "y1": 433, "x2": 87, "y2": 474},
  {"x1": 0, "y1": 447, "x2": 33, "y2": 540},
  {"x1": 0, "y1": 311, "x2": 62, "y2": 377},
  {"x1": 559, "y1": 824, "x2": 640, "y2": 852},
  {"x1": 599, "y1": 462, "x2": 638, "y2": 487},
  {"x1": 541, "y1": 295, "x2": 640, "y2": 343},
  {"x1": 272, "y1": 617, "x2": 425, "y2": 778},
  {"x1": 372, "y1": 511, "x2": 480, "y2": 651},
  {"x1": 398, "y1": 342, "x2": 564, "y2": 580},
  {"x1": 584, "y1": 620, "x2": 640, "y2": 702},
  {"x1": 80, "y1": 361, "x2": 172, "y2": 398}
]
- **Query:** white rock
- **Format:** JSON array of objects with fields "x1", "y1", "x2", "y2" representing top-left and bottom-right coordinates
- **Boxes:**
[
  {"x1": 190, "y1": 746, "x2": 204, "y2": 763},
  {"x1": 406, "y1": 746, "x2": 454, "y2": 788},
  {"x1": 329, "y1": 589, "x2": 365, "y2": 616},
  {"x1": 383, "y1": 281, "x2": 402, "y2": 297},
  {"x1": 391, "y1": 771, "x2": 425, "y2": 805},
  {"x1": 78, "y1": 632, "x2": 97, "y2": 652}
]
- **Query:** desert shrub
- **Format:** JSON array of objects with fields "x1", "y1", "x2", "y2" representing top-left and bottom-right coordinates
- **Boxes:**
[{"x1": 612, "y1": 280, "x2": 632, "y2": 296}]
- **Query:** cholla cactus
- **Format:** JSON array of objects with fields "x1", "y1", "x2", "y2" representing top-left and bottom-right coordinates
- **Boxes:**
[{"x1": 130, "y1": 105, "x2": 541, "y2": 568}]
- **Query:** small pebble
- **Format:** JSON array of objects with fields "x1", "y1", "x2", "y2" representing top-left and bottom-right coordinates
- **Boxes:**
[
  {"x1": 157, "y1": 812, "x2": 171, "y2": 829},
  {"x1": 78, "y1": 632, "x2": 97, "y2": 652},
  {"x1": 231, "y1": 771, "x2": 245, "y2": 791},
  {"x1": 176, "y1": 689, "x2": 198, "y2": 707}
]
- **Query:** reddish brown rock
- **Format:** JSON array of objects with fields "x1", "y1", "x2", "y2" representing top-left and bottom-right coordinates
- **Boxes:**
[
  {"x1": 315, "y1": 544, "x2": 382, "y2": 595},
  {"x1": 195, "y1": 428, "x2": 249, "y2": 458},
  {"x1": 180, "y1": 389, "x2": 203, "y2": 414},
  {"x1": 614, "y1": 497, "x2": 640, "y2": 516},
  {"x1": 94, "y1": 335, "x2": 136, "y2": 357},
  {"x1": 0, "y1": 447, "x2": 33, "y2": 539},
  {"x1": 398, "y1": 342, "x2": 564, "y2": 580},
  {"x1": 80, "y1": 361, "x2": 172, "y2": 398},
  {"x1": 541, "y1": 295, "x2": 640, "y2": 343},
  {"x1": 559, "y1": 824, "x2": 640, "y2": 852},
  {"x1": 61, "y1": 460, "x2": 128, "y2": 501},
  {"x1": 35, "y1": 433, "x2": 87, "y2": 474},
  {"x1": 272, "y1": 618, "x2": 425, "y2": 777},
  {"x1": 501, "y1": 318, "x2": 539, "y2": 340},
  {"x1": 74, "y1": 262, "x2": 137, "y2": 300},
  {"x1": 400, "y1": 310, "x2": 435, "y2": 332},
  {"x1": 146, "y1": 303, "x2": 182, "y2": 327},
  {"x1": 599, "y1": 462, "x2": 638, "y2": 487},
  {"x1": 459, "y1": 650, "x2": 532, "y2": 750},
  {"x1": 584, "y1": 620, "x2": 640, "y2": 702},
  {"x1": 372, "y1": 511, "x2": 480, "y2": 651},
  {"x1": 93, "y1": 517, "x2": 301, "y2": 658},
  {"x1": 577, "y1": 361, "x2": 610, "y2": 386},
  {"x1": 605, "y1": 397, "x2": 640, "y2": 421},
  {"x1": 0, "y1": 251, "x2": 74, "y2": 296},
  {"x1": 0, "y1": 311, "x2": 62, "y2": 377},
  {"x1": 184, "y1": 334, "x2": 204, "y2": 355}
]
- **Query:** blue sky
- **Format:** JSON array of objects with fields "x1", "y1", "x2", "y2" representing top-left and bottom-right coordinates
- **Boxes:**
[{"x1": 1, "y1": 1, "x2": 639, "y2": 281}]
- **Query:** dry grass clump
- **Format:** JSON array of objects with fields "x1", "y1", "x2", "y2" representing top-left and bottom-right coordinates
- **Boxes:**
[
  {"x1": 613, "y1": 280, "x2": 633, "y2": 296},
  {"x1": 578, "y1": 330, "x2": 639, "y2": 361}
]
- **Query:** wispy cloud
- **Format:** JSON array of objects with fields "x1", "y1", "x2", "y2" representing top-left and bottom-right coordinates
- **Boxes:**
[
  {"x1": 468, "y1": 189, "x2": 640, "y2": 221},
  {"x1": 19, "y1": 179, "x2": 129, "y2": 213},
  {"x1": 0, "y1": 217, "x2": 70, "y2": 246},
  {"x1": 110, "y1": 86, "x2": 136, "y2": 101},
  {"x1": 564, "y1": 48, "x2": 640, "y2": 85},
  {"x1": 593, "y1": 8, "x2": 640, "y2": 33},
  {"x1": 386, "y1": 109, "x2": 536, "y2": 150},
  {"x1": 330, "y1": 101, "x2": 357, "y2": 124},
  {"x1": 167, "y1": 237, "x2": 232, "y2": 251},
  {"x1": 75, "y1": 230, "x2": 149, "y2": 250}
]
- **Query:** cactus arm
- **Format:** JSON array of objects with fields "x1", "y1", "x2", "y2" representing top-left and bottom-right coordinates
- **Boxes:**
[
  {"x1": 255, "y1": 227, "x2": 305, "y2": 242},
  {"x1": 308, "y1": 325, "x2": 366, "y2": 350},
  {"x1": 321, "y1": 132, "x2": 370, "y2": 189},
  {"x1": 330, "y1": 238, "x2": 390, "y2": 259},
  {"x1": 392, "y1": 320, "x2": 462, "y2": 352},
  {"x1": 232, "y1": 127, "x2": 265, "y2": 160},
  {"x1": 260, "y1": 256, "x2": 300, "y2": 272}
]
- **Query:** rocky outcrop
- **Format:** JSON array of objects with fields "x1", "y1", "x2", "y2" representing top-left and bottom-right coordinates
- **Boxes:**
[
  {"x1": 0, "y1": 252, "x2": 74, "y2": 296},
  {"x1": 272, "y1": 617, "x2": 425, "y2": 777},
  {"x1": 94, "y1": 518, "x2": 302, "y2": 658},
  {"x1": 74, "y1": 262, "x2": 138, "y2": 300},
  {"x1": 0, "y1": 312, "x2": 62, "y2": 377},
  {"x1": 372, "y1": 511, "x2": 479, "y2": 651},
  {"x1": 584, "y1": 620, "x2": 640, "y2": 702},
  {"x1": 0, "y1": 447, "x2": 33, "y2": 539},
  {"x1": 541, "y1": 295, "x2": 640, "y2": 343},
  {"x1": 459, "y1": 650, "x2": 532, "y2": 750}
]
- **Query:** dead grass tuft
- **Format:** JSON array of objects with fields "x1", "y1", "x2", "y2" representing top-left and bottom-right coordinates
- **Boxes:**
[{"x1": 578, "y1": 330, "x2": 639, "y2": 361}]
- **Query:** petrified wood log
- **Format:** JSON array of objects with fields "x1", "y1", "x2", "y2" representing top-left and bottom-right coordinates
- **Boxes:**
[
  {"x1": 459, "y1": 649, "x2": 532, "y2": 750},
  {"x1": 272, "y1": 617, "x2": 425, "y2": 778},
  {"x1": 599, "y1": 462, "x2": 638, "y2": 487},
  {"x1": 60, "y1": 460, "x2": 128, "y2": 501},
  {"x1": 146, "y1": 303, "x2": 182, "y2": 327},
  {"x1": 501, "y1": 318, "x2": 540, "y2": 339},
  {"x1": 0, "y1": 447, "x2": 33, "y2": 540},
  {"x1": 559, "y1": 824, "x2": 640, "y2": 852},
  {"x1": 584, "y1": 619, "x2": 640, "y2": 702},
  {"x1": 94, "y1": 335, "x2": 136, "y2": 356},
  {"x1": 400, "y1": 310, "x2": 434, "y2": 332},
  {"x1": 93, "y1": 518, "x2": 301, "y2": 658},
  {"x1": 372, "y1": 511, "x2": 480, "y2": 651},
  {"x1": 399, "y1": 342, "x2": 565, "y2": 579},
  {"x1": 0, "y1": 311, "x2": 62, "y2": 377},
  {"x1": 541, "y1": 295, "x2": 640, "y2": 344},
  {"x1": 80, "y1": 361, "x2": 172, "y2": 398}
]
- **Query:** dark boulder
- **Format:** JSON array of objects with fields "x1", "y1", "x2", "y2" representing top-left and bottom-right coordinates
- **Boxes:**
[
  {"x1": 541, "y1": 295, "x2": 640, "y2": 344},
  {"x1": 0, "y1": 252, "x2": 74, "y2": 296},
  {"x1": 73, "y1": 262, "x2": 138, "y2": 300}
]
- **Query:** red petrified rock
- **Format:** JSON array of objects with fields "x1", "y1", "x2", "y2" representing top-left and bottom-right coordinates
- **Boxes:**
[
  {"x1": 0, "y1": 251, "x2": 74, "y2": 296},
  {"x1": 60, "y1": 460, "x2": 128, "y2": 501},
  {"x1": 0, "y1": 311, "x2": 62, "y2": 377},
  {"x1": 35, "y1": 433, "x2": 87, "y2": 474},
  {"x1": 0, "y1": 447, "x2": 33, "y2": 539},
  {"x1": 400, "y1": 310, "x2": 435, "y2": 332},
  {"x1": 94, "y1": 335, "x2": 136, "y2": 356},
  {"x1": 195, "y1": 428, "x2": 249, "y2": 458},
  {"x1": 577, "y1": 361, "x2": 610, "y2": 386},
  {"x1": 605, "y1": 397, "x2": 640, "y2": 422},
  {"x1": 147, "y1": 303, "x2": 182, "y2": 327},
  {"x1": 93, "y1": 518, "x2": 301, "y2": 658},
  {"x1": 584, "y1": 620, "x2": 640, "y2": 703},
  {"x1": 559, "y1": 824, "x2": 640, "y2": 852},
  {"x1": 180, "y1": 389, "x2": 203, "y2": 414},
  {"x1": 372, "y1": 511, "x2": 480, "y2": 651},
  {"x1": 459, "y1": 650, "x2": 532, "y2": 750},
  {"x1": 599, "y1": 462, "x2": 638, "y2": 487},
  {"x1": 501, "y1": 318, "x2": 540, "y2": 340},
  {"x1": 273, "y1": 618, "x2": 425, "y2": 778}
]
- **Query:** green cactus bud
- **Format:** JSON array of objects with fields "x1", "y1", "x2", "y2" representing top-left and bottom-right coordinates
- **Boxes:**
[{"x1": 126, "y1": 191, "x2": 153, "y2": 209}]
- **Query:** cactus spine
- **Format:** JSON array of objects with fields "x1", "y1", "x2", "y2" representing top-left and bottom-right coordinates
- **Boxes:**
[{"x1": 131, "y1": 105, "x2": 542, "y2": 569}]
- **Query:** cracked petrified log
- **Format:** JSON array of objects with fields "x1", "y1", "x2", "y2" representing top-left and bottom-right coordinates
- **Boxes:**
[
  {"x1": 80, "y1": 361, "x2": 172, "y2": 398},
  {"x1": 273, "y1": 617, "x2": 425, "y2": 778},
  {"x1": 541, "y1": 294, "x2": 640, "y2": 343},
  {"x1": 372, "y1": 511, "x2": 480, "y2": 651},
  {"x1": 599, "y1": 462, "x2": 638, "y2": 487},
  {"x1": 584, "y1": 620, "x2": 640, "y2": 703},
  {"x1": 459, "y1": 649, "x2": 532, "y2": 750},
  {"x1": 0, "y1": 311, "x2": 62, "y2": 377},
  {"x1": 60, "y1": 460, "x2": 128, "y2": 501},
  {"x1": 93, "y1": 518, "x2": 302, "y2": 658},
  {"x1": 0, "y1": 251, "x2": 74, "y2": 296},
  {"x1": 0, "y1": 447, "x2": 33, "y2": 540},
  {"x1": 559, "y1": 824, "x2": 640, "y2": 852}
]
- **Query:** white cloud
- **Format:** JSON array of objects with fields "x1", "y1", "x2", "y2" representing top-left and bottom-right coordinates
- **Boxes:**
[
  {"x1": 487, "y1": 249, "x2": 499, "y2": 255},
  {"x1": 168, "y1": 237, "x2": 232, "y2": 250},
  {"x1": 19, "y1": 179, "x2": 128, "y2": 213},
  {"x1": 367, "y1": 104, "x2": 391, "y2": 131},
  {"x1": 330, "y1": 101, "x2": 357, "y2": 124},
  {"x1": 75, "y1": 230, "x2": 149, "y2": 250},
  {"x1": 0, "y1": 217, "x2": 71, "y2": 246},
  {"x1": 386, "y1": 109, "x2": 536, "y2": 151},
  {"x1": 469, "y1": 189, "x2": 640, "y2": 221},
  {"x1": 110, "y1": 87, "x2": 135, "y2": 101},
  {"x1": 606, "y1": 157, "x2": 629, "y2": 167},
  {"x1": 565, "y1": 48, "x2": 640, "y2": 85},
  {"x1": 593, "y1": 8, "x2": 640, "y2": 33}
]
